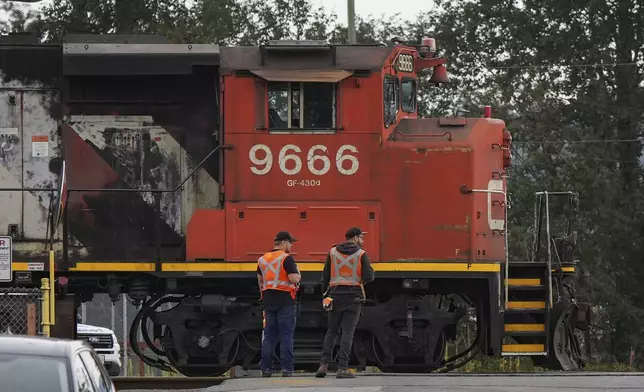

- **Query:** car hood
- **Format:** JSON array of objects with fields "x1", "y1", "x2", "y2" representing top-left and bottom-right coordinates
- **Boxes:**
[{"x1": 77, "y1": 323, "x2": 115, "y2": 335}]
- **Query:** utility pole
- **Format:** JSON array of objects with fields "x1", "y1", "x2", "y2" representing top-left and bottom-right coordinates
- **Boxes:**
[{"x1": 347, "y1": 0, "x2": 356, "y2": 44}]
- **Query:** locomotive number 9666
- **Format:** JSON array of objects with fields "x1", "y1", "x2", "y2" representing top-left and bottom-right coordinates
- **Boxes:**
[{"x1": 248, "y1": 144, "x2": 359, "y2": 176}]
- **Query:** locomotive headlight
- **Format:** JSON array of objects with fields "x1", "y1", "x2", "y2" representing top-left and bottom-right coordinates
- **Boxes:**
[{"x1": 396, "y1": 54, "x2": 415, "y2": 73}]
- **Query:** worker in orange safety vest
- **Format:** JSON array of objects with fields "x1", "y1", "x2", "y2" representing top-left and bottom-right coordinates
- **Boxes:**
[
  {"x1": 257, "y1": 231, "x2": 301, "y2": 377},
  {"x1": 316, "y1": 227, "x2": 374, "y2": 379}
]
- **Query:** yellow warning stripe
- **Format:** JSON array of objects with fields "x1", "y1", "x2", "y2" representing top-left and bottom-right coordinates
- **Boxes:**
[
  {"x1": 11, "y1": 262, "x2": 157, "y2": 272},
  {"x1": 502, "y1": 344, "x2": 545, "y2": 353},
  {"x1": 553, "y1": 266, "x2": 575, "y2": 273},
  {"x1": 504, "y1": 324, "x2": 545, "y2": 332},
  {"x1": 162, "y1": 262, "x2": 501, "y2": 272},
  {"x1": 163, "y1": 262, "x2": 501, "y2": 273},
  {"x1": 507, "y1": 301, "x2": 546, "y2": 310},
  {"x1": 506, "y1": 278, "x2": 541, "y2": 286},
  {"x1": 11, "y1": 261, "x2": 501, "y2": 273},
  {"x1": 11, "y1": 263, "x2": 32, "y2": 271},
  {"x1": 71, "y1": 263, "x2": 156, "y2": 272}
]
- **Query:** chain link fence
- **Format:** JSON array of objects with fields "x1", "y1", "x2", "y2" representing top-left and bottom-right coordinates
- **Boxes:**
[{"x1": 0, "y1": 287, "x2": 42, "y2": 336}]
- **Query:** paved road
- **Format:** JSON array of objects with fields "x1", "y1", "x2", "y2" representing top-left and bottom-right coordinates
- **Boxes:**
[{"x1": 124, "y1": 372, "x2": 644, "y2": 392}]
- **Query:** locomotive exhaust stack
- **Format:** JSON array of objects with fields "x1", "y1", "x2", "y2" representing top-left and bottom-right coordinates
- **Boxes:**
[{"x1": 0, "y1": 33, "x2": 587, "y2": 376}]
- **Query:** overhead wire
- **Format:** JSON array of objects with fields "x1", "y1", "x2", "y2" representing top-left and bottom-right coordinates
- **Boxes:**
[
  {"x1": 509, "y1": 139, "x2": 644, "y2": 164},
  {"x1": 483, "y1": 62, "x2": 642, "y2": 70},
  {"x1": 512, "y1": 139, "x2": 642, "y2": 145}
]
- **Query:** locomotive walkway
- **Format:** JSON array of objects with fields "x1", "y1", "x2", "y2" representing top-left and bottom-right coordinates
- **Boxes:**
[{"x1": 116, "y1": 372, "x2": 644, "y2": 392}]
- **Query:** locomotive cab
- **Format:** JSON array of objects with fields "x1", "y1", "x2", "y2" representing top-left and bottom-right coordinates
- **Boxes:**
[{"x1": 208, "y1": 38, "x2": 511, "y2": 266}]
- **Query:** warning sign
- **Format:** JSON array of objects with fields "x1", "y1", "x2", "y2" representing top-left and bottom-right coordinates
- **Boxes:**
[
  {"x1": 0, "y1": 236, "x2": 12, "y2": 283},
  {"x1": 32, "y1": 135, "x2": 49, "y2": 158}
]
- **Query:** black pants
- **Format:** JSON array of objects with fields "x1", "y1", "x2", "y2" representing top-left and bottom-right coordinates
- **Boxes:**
[{"x1": 320, "y1": 302, "x2": 362, "y2": 370}]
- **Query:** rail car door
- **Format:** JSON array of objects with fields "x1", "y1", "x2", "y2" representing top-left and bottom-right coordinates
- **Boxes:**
[{"x1": 0, "y1": 88, "x2": 61, "y2": 242}]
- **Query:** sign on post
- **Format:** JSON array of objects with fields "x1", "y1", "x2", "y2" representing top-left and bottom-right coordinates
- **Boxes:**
[{"x1": 0, "y1": 236, "x2": 12, "y2": 283}]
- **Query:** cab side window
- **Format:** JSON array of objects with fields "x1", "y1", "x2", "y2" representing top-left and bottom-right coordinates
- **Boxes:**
[
  {"x1": 268, "y1": 82, "x2": 336, "y2": 131},
  {"x1": 401, "y1": 78, "x2": 417, "y2": 113},
  {"x1": 384, "y1": 77, "x2": 399, "y2": 127},
  {"x1": 73, "y1": 353, "x2": 95, "y2": 392},
  {"x1": 79, "y1": 350, "x2": 111, "y2": 392}
]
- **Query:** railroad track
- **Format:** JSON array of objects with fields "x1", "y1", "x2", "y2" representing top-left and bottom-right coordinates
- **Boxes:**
[
  {"x1": 111, "y1": 376, "x2": 228, "y2": 390},
  {"x1": 111, "y1": 372, "x2": 644, "y2": 391}
]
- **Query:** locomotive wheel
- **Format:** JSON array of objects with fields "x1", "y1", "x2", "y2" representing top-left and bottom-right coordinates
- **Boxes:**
[
  {"x1": 532, "y1": 288, "x2": 585, "y2": 371},
  {"x1": 551, "y1": 303, "x2": 584, "y2": 371},
  {"x1": 162, "y1": 327, "x2": 236, "y2": 377}
]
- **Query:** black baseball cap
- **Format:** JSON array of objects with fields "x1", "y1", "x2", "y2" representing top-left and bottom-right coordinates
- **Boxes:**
[
  {"x1": 345, "y1": 227, "x2": 367, "y2": 240},
  {"x1": 275, "y1": 231, "x2": 298, "y2": 243}
]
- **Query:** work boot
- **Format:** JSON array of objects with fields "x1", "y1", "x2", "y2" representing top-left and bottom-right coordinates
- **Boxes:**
[
  {"x1": 261, "y1": 371, "x2": 272, "y2": 378},
  {"x1": 336, "y1": 368, "x2": 355, "y2": 379},
  {"x1": 315, "y1": 363, "x2": 328, "y2": 378},
  {"x1": 282, "y1": 372, "x2": 292, "y2": 377}
]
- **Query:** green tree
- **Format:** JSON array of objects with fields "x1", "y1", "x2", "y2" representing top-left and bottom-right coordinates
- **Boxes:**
[
  {"x1": 0, "y1": 1, "x2": 42, "y2": 34},
  {"x1": 430, "y1": 0, "x2": 644, "y2": 365},
  {"x1": 18, "y1": 0, "x2": 194, "y2": 42}
]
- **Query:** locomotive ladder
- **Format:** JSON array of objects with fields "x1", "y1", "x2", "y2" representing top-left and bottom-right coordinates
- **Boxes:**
[
  {"x1": 501, "y1": 190, "x2": 577, "y2": 358},
  {"x1": 501, "y1": 261, "x2": 551, "y2": 357},
  {"x1": 463, "y1": 186, "x2": 556, "y2": 357}
]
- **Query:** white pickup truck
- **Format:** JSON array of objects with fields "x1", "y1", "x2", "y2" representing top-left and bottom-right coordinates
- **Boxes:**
[{"x1": 76, "y1": 322, "x2": 122, "y2": 376}]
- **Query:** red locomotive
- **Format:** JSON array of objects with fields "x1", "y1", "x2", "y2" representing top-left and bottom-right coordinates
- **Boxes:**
[{"x1": 0, "y1": 32, "x2": 589, "y2": 375}]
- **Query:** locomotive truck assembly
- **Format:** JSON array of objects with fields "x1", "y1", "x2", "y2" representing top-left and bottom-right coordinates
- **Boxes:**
[{"x1": 0, "y1": 32, "x2": 590, "y2": 375}]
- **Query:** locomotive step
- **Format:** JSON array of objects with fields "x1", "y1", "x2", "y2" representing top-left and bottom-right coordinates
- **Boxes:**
[
  {"x1": 506, "y1": 301, "x2": 546, "y2": 310},
  {"x1": 506, "y1": 280, "x2": 546, "y2": 291},
  {"x1": 501, "y1": 344, "x2": 547, "y2": 356},
  {"x1": 504, "y1": 323, "x2": 545, "y2": 333},
  {"x1": 506, "y1": 278, "x2": 542, "y2": 287},
  {"x1": 506, "y1": 263, "x2": 576, "y2": 275},
  {"x1": 506, "y1": 309, "x2": 547, "y2": 314},
  {"x1": 503, "y1": 324, "x2": 547, "y2": 336},
  {"x1": 504, "y1": 331, "x2": 547, "y2": 337},
  {"x1": 507, "y1": 285, "x2": 546, "y2": 292},
  {"x1": 508, "y1": 261, "x2": 577, "y2": 267},
  {"x1": 505, "y1": 267, "x2": 548, "y2": 280}
]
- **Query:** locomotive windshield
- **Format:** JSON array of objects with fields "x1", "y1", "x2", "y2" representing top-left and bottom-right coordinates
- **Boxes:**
[{"x1": 384, "y1": 76, "x2": 399, "y2": 127}]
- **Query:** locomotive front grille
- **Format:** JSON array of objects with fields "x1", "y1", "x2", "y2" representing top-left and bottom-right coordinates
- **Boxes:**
[{"x1": 77, "y1": 333, "x2": 113, "y2": 349}]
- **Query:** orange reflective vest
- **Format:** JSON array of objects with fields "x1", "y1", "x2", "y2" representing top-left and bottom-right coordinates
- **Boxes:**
[
  {"x1": 257, "y1": 250, "x2": 297, "y2": 299},
  {"x1": 329, "y1": 247, "x2": 365, "y2": 287}
]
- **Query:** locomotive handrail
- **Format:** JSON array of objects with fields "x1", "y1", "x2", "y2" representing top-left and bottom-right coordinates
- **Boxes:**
[
  {"x1": 0, "y1": 187, "x2": 56, "y2": 192},
  {"x1": 66, "y1": 144, "x2": 233, "y2": 193},
  {"x1": 390, "y1": 131, "x2": 453, "y2": 141},
  {"x1": 532, "y1": 190, "x2": 577, "y2": 309},
  {"x1": 0, "y1": 144, "x2": 231, "y2": 194},
  {"x1": 460, "y1": 185, "x2": 509, "y2": 311}
]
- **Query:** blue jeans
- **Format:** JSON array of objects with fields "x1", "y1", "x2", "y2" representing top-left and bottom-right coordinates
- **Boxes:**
[{"x1": 261, "y1": 305, "x2": 296, "y2": 373}]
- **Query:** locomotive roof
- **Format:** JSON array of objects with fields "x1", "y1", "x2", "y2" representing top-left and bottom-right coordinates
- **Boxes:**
[
  {"x1": 0, "y1": 33, "x2": 394, "y2": 77},
  {"x1": 220, "y1": 45, "x2": 393, "y2": 72},
  {"x1": 0, "y1": 40, "x2": 61, "y2": 87}
]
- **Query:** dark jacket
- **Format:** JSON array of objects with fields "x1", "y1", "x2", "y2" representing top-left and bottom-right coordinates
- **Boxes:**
[{"x1": 321, "y1": 241, "x2": 375, "y2": 297}]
